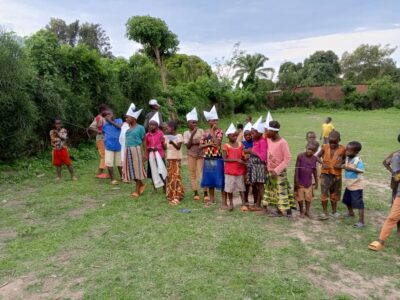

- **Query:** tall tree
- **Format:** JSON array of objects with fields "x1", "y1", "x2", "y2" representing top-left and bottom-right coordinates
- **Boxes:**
[
  {"x1": 300, "y1": 50, "x2": 341, "y2": 86},
  {"x1": 165, "y1": 54, "x2": 212, "y2": 85},
  {"x1": 341, "y1": 44, "x2": 397, "y2": 83},
  {"x1": 126, "y1": 15, "x2": 179, "y2": 91},
  {"x1": 277, "y1": 61, "x2": 303, "y2": 89},
  {"x1": 233, "y1": 53, "x2": 274, "y2": 88}
]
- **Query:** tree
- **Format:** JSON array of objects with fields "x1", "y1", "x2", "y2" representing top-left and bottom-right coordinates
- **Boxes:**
[
  {"x1": 233, "y1": 53, "x2": 274, "y2": 88},
  {"x1": 213, "y1": 42, "x2": 245, "y2": 83},
  {"x1": 126, "y1": 15, "x2": 179, "y2": 91},
  {"x1": 301, "y1": 50, "x2": 341, "y2": 86},
  {"x1": 341, "y1": 44, "x2": 397, "y2": 83},
  {"x1": 277, "y1": 61, "x2": 303, "y2": 89},
  {"x1": 165, "y1": 54, "x2": 212, "y2": 85},
  {"x1": 46, "y1": 18, "x2": 112, "y2": 56}
]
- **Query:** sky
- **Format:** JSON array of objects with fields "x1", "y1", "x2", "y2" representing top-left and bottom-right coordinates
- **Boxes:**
[{"x1": 1, "y1": 0, "x2": 400, "y2": 72}]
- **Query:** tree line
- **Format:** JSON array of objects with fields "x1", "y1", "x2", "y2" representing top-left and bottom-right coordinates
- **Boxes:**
[{"x1": 0, "y1": 15, "x2": 399, "y2": 161}]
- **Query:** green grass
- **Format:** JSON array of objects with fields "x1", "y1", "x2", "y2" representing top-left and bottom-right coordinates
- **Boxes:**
[{"x1": 0, "y1": 109, "x2": 399, "y2": 299}]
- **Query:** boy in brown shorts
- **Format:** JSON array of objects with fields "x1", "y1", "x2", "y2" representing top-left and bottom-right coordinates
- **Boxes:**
[{"x1": 317, "y1": 131, "x2": 346, "y2": 220}]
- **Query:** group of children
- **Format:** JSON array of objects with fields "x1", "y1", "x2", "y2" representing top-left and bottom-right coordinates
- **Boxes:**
[{"x1": 49, "y1": 102, "x2": 400, "y2": 251}]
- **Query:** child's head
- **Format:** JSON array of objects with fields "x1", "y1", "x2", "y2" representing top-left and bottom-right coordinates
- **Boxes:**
[
  {"x1": 251, "y1": 128, "x2": 262, "y2": 140},
  {"x1": 266, "y1": 121, "x2": 280, "y2": 139},
  {"x1": 237, "y1": 124, "x2": 243, "y2": 132},
  {"x1": 346, "y1": 141, "x2": 362, "y2": 158},
  {"x1": 245, "y1": 115, "x2": 252, "y2": 123},
  {"x1": 328, "y1": 131, "x2": 341, "y2": 147},
  {"x1": 166, "y1": 121, "x2": 177, "y2": 134},
  {"x1": 227, "y1": 132, "x2": 237, "y2": 143},
  {"x1": 149, "y1": 120, "x2": 158, "y2": 132},
  {"x1": 53, "y1": 117, "x2": 62, "y2": 130},
  {"x1": 244, "y1": 130, "x2": 252, "y2": 142},
  {"x1": 306, "y1": 131, "x2": 317, "y2": 142},
  {"x1": 305, "y1": 141, "x2": 319, "y2": 157},
  {"x1": 187, "y1": 120, "x2": 197, "y2": 130},
  {"x1": 99, "y1": 104, "x2": 109, "y2": 115},
  {"x1": 125, "y1": 115, "x2": 136, "y2": 125},
  {"x1": 208, "y1": 119, "x2": 218, "y2": 128},
  {"x1": 104, "y1": 109, "x2": 114, "y2": 120},
  {"x1": 325, "y1": 117, "x2": 332, "y2": 124}
]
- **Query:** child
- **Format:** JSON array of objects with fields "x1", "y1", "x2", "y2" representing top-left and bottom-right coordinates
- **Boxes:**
[
  {"x1": 320, "y1": 117, "x2": 335, "y2": 144},
  {"x1": 264, "y1": 120, "x2": 295, "y2": 217},
  {"x1": 244, "y1": 117, "x2": 267, "y2": 211},
  {"x1": 122, "y1": 104, "x2": 147, "y2": 197},
  {"x1": 242, "y1": 122, "x2": 253, "y2": 206},
  {"x1": 317, "y1": 131, "x2": 346, "y2": 220},
  {"x1": 201, "y1": 105, "x2": 225, "y2": 207},
  {"x1": 223, "y1": 123, "x2": 246, "y2": 211},
  {"x1": 88, "y1": 104, "x2": 109, "y2": 178},
  {"x1": 341, "y1": 141, "x2": 365, "y2": 228},
  {"x1": 306, "y1": 131, "x2": 321, "y2": 155},
  {"x1": 294, "y1": 141, "x2": 319, "y2": 218},
  {"x1": 144, "y1": 112, "x2": 167, "y2": 190},
  {"x1": 236, "y1": 123, "x2": 244, "y2": 144},
  {"x1": 103, "y1": 109, "x2": 123, "y2": 184},
  {"x1": 183, "y1": 108, "x2": 205, "y2": 201},
  {"x1": 369, "y1": 133, "x2": 400, "y2": 251},
  {"x1": 144, "y1": 99, "x2": 163, "y2": 132},
  {"x1": 50, "y1": 117, "x2": 77, "y2": 181},
  {"x1": 165, "y1": 121, "x2": 185, "y2": 205}
]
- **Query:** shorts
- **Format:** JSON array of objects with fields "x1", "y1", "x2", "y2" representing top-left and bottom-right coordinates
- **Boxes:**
[
  {"x1": 320, "y1": 173, "x2": 342, "y2": 202},
  {"x1": 295, "y1": 185, "x2": 314, "y2": 202},
  {"x1": 224, "y1": 174, "x2": 246, "y2": 193},
  {"x1": 52, "y1": 148, "x2": 71, "y2": 167},
  {"x1": 105, "y1": 150, "x2": 122, "y2": 167},
  {"x1": 342, "y1": 189, "x2": 364, "y2": 209}
]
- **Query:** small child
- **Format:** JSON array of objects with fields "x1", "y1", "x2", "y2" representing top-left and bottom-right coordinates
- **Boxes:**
[
  {"x1": 320, "y1": 117, "x2": 335, "y2": 144},
  {"x1": 236, "y1": 123, "x2": 244, "y2": 144},
  {"x1": 103, "y1": 109, "x2": 123, "y2": 184},
  {"x1": 264, "y1": 120, "x2": 295, "y2": 217},
  {"x1": 341, "y1": 141, "x2": 365, "y2": 228},
  {"x1": 144, "y1": 112, "x2": 167, "y2": 190},
  {"x1": 294, "y1": 141, "x2": 319, "y2": 218},
  {"x1": 317, "y1": 131, "x2": 346, "y2": 220},
  {"x1": 223, "y1": 124, "x2": 246, "y2": 211},
  {"x1": 242, "y1": 122, "x2": 253, "y2": 206},
  {"x1": 165, "y1": 121, "x2": 184, "y2": 205},
  {"x1": 50, "y1": 117, "x2": 77, "y2": 181}
]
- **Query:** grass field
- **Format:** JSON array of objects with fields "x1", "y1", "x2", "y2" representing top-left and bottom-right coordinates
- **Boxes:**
[{"x1": 0, "y1": 109, "x2": 399, "y2": 299}]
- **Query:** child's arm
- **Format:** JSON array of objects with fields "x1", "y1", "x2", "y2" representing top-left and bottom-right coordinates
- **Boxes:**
[
  {"x1": 383, "y1": 152, "x2": 395, "y2": 173},
  {"x1": 143, "y1": 137, "x2": 148, "y2": 158},
  {"x1": 313, "y1": 167, "x2": 318, "y2": 189},
  {"x1": 186, "y1": 129, "x2": 198, "y2": 149},
  {"x1": 170, "y1": 140, "x2": 182, "y2": 150},
  {"x1": 294, "y1": 155, "x2": 300, "y2": 190}
]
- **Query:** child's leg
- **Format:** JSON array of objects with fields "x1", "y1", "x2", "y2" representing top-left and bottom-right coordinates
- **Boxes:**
[
  {"x1": 252, "y1": 185, "x2": 258, "y2": 206},
  {"x1": 209, "y1": 188, "x2": 215, "y2": 203},
  {"x1": 117, "y1": 166, "x2": 123, "y2": 179},
  {"x1": 305, "y1": 201, "x2": 311, "y2": 217},
  {"x1": 221, "y1": 191, "x2": 227, "y2": 206},
  {"x1": 321, "y1": 201, "x2": 328, "y2": 216},
  {"x1": 66, "y1": 164, "x2": 75, "y2": 179},
  {"x1": 228, "y1": 193, "x2": 233, "y2": 210},
  {"x1": 244, "y1": 184, "x2": 249, "y2": 205},
  {"x1": 377, "y1": 197, "x2": 400, "y2": 245},
  {"x1": 331, "y1": 200, "x2": 337, "y2": 214},
  {"x1": 239, "y1": 191, "x2": 245, "y2": 206},
  {"x1": 346, "y1": 205, "x2": 355, "y2": 216},
  {"x1": 298, "y1": 201, "x2": 305, "y2": 217},
  {"x1": 256, "y1": 183, "x2": 264, "y2": 207},
  {"x1": 56, "y1": 166, "x2": 62, "y2": 179},
  {"x1": 358, "y1": 209, "x2": 364, "y2": 224},
  {"x1": 108, "y1": 167, "x2": 114, "y2": 180}
]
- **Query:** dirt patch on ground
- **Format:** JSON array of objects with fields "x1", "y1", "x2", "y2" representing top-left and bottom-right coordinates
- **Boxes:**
[
  {"x1": 364, "y1": 178, "x2": 391, "y2": 194},
  {"x1": 0, "y1": 274, "x2": 84, "y2": 300},
  {"x1": 68, "y1": 198, "x2": 98, "y2": 217},
  {"x1": 0, "y1": 230, "x2": 17, "y2": 239},
  {"x1": 307, "y1": 264, "x2": 399, "y2": 299}
]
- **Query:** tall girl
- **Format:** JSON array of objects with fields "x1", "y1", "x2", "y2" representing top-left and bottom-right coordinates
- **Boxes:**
[
  {"x1": 122, "y1": 104, "x2": 147, "y2": 197},
  {"x1": 200, "y1": 105, "x2": 225, "y2": 207}
]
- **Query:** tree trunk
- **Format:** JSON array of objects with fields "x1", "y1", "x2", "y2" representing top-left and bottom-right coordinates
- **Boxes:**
[{"x1": 154, "y1": 47, "x2": 167, "y2": 92}]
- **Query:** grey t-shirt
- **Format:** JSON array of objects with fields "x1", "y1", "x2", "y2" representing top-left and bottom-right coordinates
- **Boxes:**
[{"x1": 392, "y1": 152, "x2": 400, "y2": 197}]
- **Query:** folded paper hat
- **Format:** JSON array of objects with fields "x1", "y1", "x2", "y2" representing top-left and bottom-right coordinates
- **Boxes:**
[
  {"x1": 225, "y1": 123, "x2": 236, "y2": 136},
  {"x1": 264, "y1": 111, "x2": 273, "y2": 128},
  {"x1": 243, "y1": 122, "x2": 252, "y2": 132},
  {"x1": 203, "y1": 105, "x2": 218, "y2": 121},
  {"x1": 149, "y1": 112, "x2": 160, "y2": 125},
  {"x1": 186, "y1": 107, "x2": 198, "y2": 121},
  {"x1": 126, "y1": 103, "x2": 142, "y2": 119},
  {"x1": 252, "y1": 116, "x2": 265, "y2": 133},
  {"x1": 148, "y1": 99, "x2": 160, "y2": 107}
]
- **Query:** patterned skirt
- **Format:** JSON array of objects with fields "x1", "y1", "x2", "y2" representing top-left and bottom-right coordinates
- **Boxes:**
[
  {"x1": 247, "y1": 155, "x2": 266, "y2": 184},
  {"x1": 166, "y1": 160, "x2": 185, "y2": 201},
  {"x1": 201, "y1": 158, "x2": 225, "y2": 190},
  {"x1": 123, "y1": 146, "x2": 146, "y2": 181},
  {"x1": 263, "y1": 169, "x2": 296, "y2": 211}
]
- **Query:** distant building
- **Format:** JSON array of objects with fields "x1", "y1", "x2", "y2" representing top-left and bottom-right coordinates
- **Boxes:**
[{"x1": 292, "y1": 84, "x2": 368, "y2": 101}]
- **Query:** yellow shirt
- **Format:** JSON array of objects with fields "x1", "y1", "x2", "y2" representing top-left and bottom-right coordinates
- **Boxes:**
[{"x1": 322, "y1": 123, "x2": 335, "y2": 138}]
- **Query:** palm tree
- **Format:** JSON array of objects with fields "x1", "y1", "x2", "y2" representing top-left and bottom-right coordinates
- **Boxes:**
[{"x1": 233, "y1": 53, "x2": 274, "y2": 87}]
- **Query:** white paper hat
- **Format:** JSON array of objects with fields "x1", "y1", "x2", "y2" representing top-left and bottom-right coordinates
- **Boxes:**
[
  {"x1": 203, "y1": 105, "x2": 218, "y2": 121},
  {"x1": 225, "y1": 123, "x2": 236, "y2": 136},
  {"x1": 149, "y1": 112, "x2": 160, "y2": 125},
  {"x1": 186, "y1": 107, "x2": 198, "y2": 121},
  {"x1": 243, "y1": 122, "x2": 253, "y2": 133},
  {"x1": 126, "y1": 103, "x2": 143, "y2": 119},
  {"x1": 264, "y1": 111, "x2": 273, "y2": 128},
  {"x1": 149, "y1": 99, "x2": 160, "y2": 107},
  {"x1": 252, "y1": 116, "x2": 265, "y2": 133}
]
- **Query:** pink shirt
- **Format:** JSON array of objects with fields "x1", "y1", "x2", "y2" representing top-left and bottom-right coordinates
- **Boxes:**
[
  {"x1": 267, "y1": 137, "x2": 291, "y2": 175},
  {"x1": 145, "y1": 129, "x2": 165, "y2": 159},
  {"x1": 252, "y1": 137, "x2": 268, "y2": 162}
]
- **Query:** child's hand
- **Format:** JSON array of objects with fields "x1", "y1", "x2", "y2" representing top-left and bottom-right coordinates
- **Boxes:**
[
  {"x1": 322, "y1": 163, "x2": 330, "y2": 170},
  {"x1": 313, "y1": 182, "x2": 319, "y2": 189},
  {"x1": 270, "y1": 170, "x2": 278, "y2": 178}
]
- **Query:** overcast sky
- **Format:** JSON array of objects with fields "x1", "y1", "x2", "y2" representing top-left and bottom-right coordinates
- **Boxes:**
[{"x1": 1, "y1": 0, "x2": 400, "y2": 71}]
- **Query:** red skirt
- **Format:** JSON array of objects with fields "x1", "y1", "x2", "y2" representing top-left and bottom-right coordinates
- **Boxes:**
[{"x1": 52, "y1": 148, "x2": 71, "y2": 167}]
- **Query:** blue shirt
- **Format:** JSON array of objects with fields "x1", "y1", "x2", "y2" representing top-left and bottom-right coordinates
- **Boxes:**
[
  {"x1": 344, "y1": 156, "x2": 364, "y2": 190},
  {"x1": 103, "y1": 118, "x2": 123, "y2": 151},
  {"x1": 242, "y1": 140, "x2": 253, "y2": 150}
]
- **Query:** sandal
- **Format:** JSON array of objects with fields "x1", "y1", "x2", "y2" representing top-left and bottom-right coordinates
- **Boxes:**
[
  {"x1": 368, "y1": 241, "x2": 384, "y2": 251},
  {"x1": 343, "y1": 212, "x2": 355, "y2": 218},
  {"x1": 353, "y1": 222, "x2": 365, "y2": 229},
  {"x1": 169, "y1": 199, "x2": 180, "y2": 206},
  {"x1": 111, "y1": 180, "x2": 119, "y2": 185},
  {"x1": 319, "y1": 213, "x2": 329, "y2": 220}
]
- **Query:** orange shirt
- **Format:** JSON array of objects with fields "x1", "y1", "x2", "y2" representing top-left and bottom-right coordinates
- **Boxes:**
[{"x1": 321, "y1": 144, "x2": 346, "y2": 177}]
